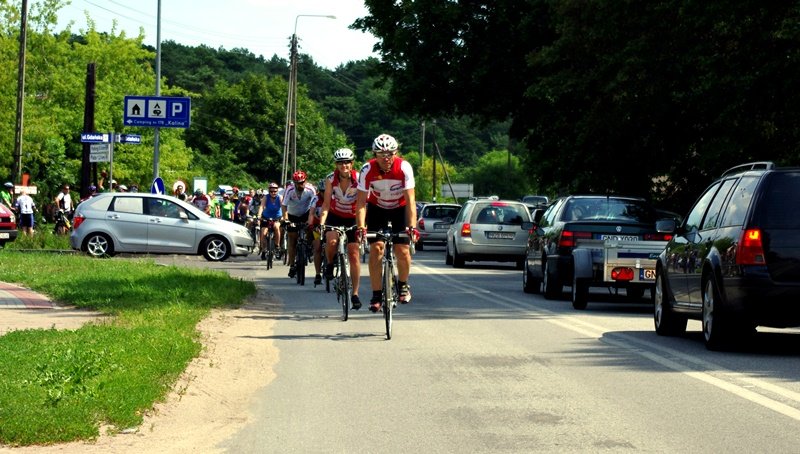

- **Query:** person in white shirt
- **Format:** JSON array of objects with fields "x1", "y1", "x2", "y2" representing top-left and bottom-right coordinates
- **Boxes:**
[
  {"x1": 15, "y1": 189, "x2": 36, "y2": 235},
  {"x1": 54, "y1": 184, "x2": 73, "y2": 216}
]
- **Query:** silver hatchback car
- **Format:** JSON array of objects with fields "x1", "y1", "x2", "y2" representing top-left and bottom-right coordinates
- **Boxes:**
[
  {"x1": 445, "y1": 198, "x2": 532, "y2": 269},
  {"x1": 416, "y1": 203, "x2": 461, "y2": 250},
  {"x1": 70, "y1": 192, "x2": 255, "y2": 261}
]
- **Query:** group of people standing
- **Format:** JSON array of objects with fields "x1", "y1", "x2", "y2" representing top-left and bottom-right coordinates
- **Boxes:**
[
  {"x1": 2, "y1": 182, "x2": 74, "y2": 236},
  {"x1": 256, "y1": 133, "x2": 419, "y2": 313}
]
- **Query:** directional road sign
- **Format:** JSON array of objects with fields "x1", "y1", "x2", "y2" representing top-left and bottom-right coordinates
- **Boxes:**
[
  {"x1": 116, "y1": 134, "x2": 142, "y2": 144},
  {"x1": 80, "y1": 132, "x2": 111, "y2": 143},
  {"x1": 124, "y1": 96, "x2": 191, "y2": 128}
]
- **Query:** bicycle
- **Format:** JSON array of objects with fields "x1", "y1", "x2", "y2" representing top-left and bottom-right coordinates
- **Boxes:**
[
  {"x1": 53, "y1": 209, "x2": 71, "y2": 235},
  {"x1": 289, "y1": 222, "x2": 309, "y2": 285},
  {"x1": 365, "y1": 221, "x2": 413, "y2": 340},
  {"x1": 260, "y1": 218, "x2": 280, "y2": 270},
  {"x1": 323, "y1": 225, "x2": 358, "y2": 321}
]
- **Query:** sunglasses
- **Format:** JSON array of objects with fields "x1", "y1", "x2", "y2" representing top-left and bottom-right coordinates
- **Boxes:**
[
  {"x1": 336, "y1": 161, "x2": 354, "y2": 165},
  {"x1": 375, "y1": 151, "x2": 395, "y2": 158}
]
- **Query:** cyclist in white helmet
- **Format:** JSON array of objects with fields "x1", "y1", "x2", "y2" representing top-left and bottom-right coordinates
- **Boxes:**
[
  {"x1": 318, "y1": 148, "x2": 363, "y2": 309},
  {"x1": 356, "y1": 134, "x2": 419, "y2": 313}
]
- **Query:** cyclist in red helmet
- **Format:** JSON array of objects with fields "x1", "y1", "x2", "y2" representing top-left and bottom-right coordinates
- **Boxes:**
[{"x1": 281, "y1": 170, "x2": 318, "y2": 278}]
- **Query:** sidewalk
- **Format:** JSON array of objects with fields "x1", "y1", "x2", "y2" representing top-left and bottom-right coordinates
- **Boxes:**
[{"x1": 0, "y1": 282, "x2": 106, "y2": 335}]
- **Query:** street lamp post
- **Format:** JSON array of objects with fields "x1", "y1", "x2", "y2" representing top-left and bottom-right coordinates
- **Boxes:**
[{"x1": 281, "y1": 14, "x2": 335, "y2": 186}]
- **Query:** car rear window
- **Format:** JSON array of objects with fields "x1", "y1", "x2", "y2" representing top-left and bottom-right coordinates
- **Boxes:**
[
  {"x1": 563, "y1": 198, "x2": 657, "y2": 223},
  {"x1": 753, "y1": 172, "x2": 800, "y2": 229},
  {"x1": 471, "y1": 203, "x2": 528, "y2": 225},
  {"x1": 423, "y1": 206, "x2": 460, "y2": 219}
]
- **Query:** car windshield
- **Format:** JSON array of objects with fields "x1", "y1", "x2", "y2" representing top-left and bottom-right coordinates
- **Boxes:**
[{"x1": 563, "y1": 198, "x2": 657, "y2": 223}]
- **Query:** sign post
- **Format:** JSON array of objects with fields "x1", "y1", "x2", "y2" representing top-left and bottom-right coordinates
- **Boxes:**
[{"x1": 80, "y1": 132, "x2": 143, "y2": 191}]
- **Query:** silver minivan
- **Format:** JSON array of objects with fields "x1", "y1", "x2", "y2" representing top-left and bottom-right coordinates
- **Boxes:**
[
  {"x1": 445, "y1": 198, "x2": 532, "y2": 269},
  {"x1": 70, "y1": 192, "x2": 255, "y2": 261}
]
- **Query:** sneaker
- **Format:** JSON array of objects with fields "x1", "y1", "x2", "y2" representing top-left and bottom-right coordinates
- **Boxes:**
[
  {"x1": 314, "y1": 274, "x2": 322, "y2": 285},
  {"x1": 351, "y1": 294, "x2": 362, "y2": 310},
  {"x1": 369, "y1": 295, "x2": 382, "y2": 313},
  {"x1": 288, "y1": 266, "x2": 296, "y2": 278},
  {"x1": 399, "y1": 283, "x2": 411, "y2": 304},
  {"x1": 324, "y1": 263, "x2": 334, "y2": 280}
]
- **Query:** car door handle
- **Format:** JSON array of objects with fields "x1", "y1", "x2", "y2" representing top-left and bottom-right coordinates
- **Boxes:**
[
  {"x1": 107, "y1": 214, "x2": 119, "y2": 220},
  {"x1": 150, "y1": 218, "x2": 162, "y2": 223}
]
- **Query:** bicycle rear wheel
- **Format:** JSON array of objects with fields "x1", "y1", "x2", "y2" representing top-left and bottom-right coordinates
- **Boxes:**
[
  {"x1": 338, "y1": 252, "x2": 350, "y2": 322},
  {"x1": 383, "y1": 258, "x2": 393, "y2": 340}
]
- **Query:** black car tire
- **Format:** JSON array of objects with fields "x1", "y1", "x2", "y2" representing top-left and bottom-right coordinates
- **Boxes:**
[
  {"x1": 202, "y1": 236, "x2": 231, "y2": 262},
  {"x1": 453, "y1": 244, "x2": 465, "y2": 268},
  {"x1": 523, "y1": 259, "x2": 541, "y2": 294},
  {"x1": 542, "y1": 259, "x2": 561, "y2": 300},
  {"x1": 653, "y1": 272, "x2": 687, "y2": 336},
  {"x1": 84, "y1": 232, "x2": 114, "y2": 258},
  {"x1": 572, "y1": 276, "x2": 589, "y2": 310},
  {"x1": 445, "y1": 241, "x2": 453, "y2": 265}
]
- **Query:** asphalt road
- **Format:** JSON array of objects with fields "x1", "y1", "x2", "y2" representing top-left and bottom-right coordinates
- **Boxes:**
[{"x1": 175, "y1": 246, "x2": 800, "y2": 453}]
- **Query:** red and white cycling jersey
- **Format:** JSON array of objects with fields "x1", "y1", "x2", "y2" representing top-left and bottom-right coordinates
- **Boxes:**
[
  {"x1": 357, "y1": 157, "x2": 415, "y2": 209},
  {"x1": 326, "y1": 169, "x2": 359, "y2": 218}
]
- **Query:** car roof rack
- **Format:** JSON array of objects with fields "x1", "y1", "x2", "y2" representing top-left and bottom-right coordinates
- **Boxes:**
[{"x1": 721, "y1": 161, "x2": 775, "y2": 177}]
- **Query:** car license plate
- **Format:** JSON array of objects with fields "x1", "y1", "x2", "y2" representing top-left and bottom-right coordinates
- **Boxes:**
[
  {"x1": 640, "y1": 268, "x2": 656, "y2": 281},
  {"x1": 600, "y1": 235, "x2": 639, "y2": 241},
  {"x1": 434, "y1": 224, "x2": 449, "y2": 230},
  {"x1": 487, "y1": 231, "x2": 515, "y2": 240},
  {"x1": 0, "y1": 233, "x2": 8, "y2": 239}
]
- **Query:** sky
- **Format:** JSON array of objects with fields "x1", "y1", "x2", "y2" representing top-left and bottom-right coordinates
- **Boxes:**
[{"x1": 55, "y1": 0, "x2": 380, "y2": 69}]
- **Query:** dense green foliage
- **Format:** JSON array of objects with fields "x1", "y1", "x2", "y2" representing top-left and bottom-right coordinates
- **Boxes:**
[
  {"x1": 356, "y1": 0, "x2": 800, "y2": 212},
  {"x1": 0, "y1": 253, "x2": 255, "y2": 445}
]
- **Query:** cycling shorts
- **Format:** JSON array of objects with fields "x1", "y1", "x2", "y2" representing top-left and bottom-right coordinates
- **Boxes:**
[
  {"x1": 365, "y1": 204, "x2": 410, "y2": 245},
  {"x1": 325, "y1": 213, "x2": 357, "y2": 243}
]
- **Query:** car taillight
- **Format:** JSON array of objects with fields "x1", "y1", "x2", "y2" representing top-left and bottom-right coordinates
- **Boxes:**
[
  {"x1": 611, "y1": 267, "x2": 635, "y2": 281},
  {"x1": 736, "y1": 228, "x2": 766, "y2": 265},
  {"x1": 559, "y1": 230, "x2": 591, "y2": 248},
  {"x1": 644, "y1": 233, "x2": 673, "y2": 241},
  {"x1": 72, "y1": 215, "x2": 85, "y2": 230},
  {"x1": 418, "y1": 219, "x2": 425, "y2": 230},
  {"x1": 460, "y1": 223, "x2": 471, "y2": 237}
]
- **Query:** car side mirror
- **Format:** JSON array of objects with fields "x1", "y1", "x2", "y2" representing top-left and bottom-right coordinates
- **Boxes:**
[
  {"x1": 180, "y1": 210, "x2": 189, "y2": 221},
  {"x1": 522, "y1": 221, "x2": 535, "y2": 231}
]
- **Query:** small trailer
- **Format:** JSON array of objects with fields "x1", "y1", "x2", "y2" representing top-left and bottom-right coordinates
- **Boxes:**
[{"x1": 571, "y1": 239, "x2": 667, "y2": 309}]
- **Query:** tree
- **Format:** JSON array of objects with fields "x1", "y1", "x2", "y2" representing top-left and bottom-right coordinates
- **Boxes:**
[{"x1": 355, "y1": 0, "x2": 800, "y2": 211}]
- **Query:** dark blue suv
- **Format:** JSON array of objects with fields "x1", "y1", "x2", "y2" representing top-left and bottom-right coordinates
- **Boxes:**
[{"x1": 654, "y1": 162, "x2": 800, "y2": 350}]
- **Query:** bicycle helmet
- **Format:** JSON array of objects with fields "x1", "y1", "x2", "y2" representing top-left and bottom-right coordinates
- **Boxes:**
[
  {"x1": 292, "y1": 170, "x2": 307, "y2": 184},
  {"x1": 372, "y1": 134, "x2": 399, "y2": 152},
  {"x1": 4, "y1": 182, "x2": 12, "y2": 188},
  {"x1": 334, "y1": 148, "x2": 355, "y2": 162},
  {"x1": 268, "y1": 182, "x2": 279, "y2": 189}
]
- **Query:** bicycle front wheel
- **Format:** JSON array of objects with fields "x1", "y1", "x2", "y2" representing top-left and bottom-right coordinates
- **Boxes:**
[
  {"x1": 296, "y1": 242, "x2": 306, "y2": 285},
  {"x1": 338, "y1": 253, "x2": 350, "y2": 322},
  {"x1": 266, "y1": 232, "x2": 274, "y2": 270},
  {"x1": 383, "y1": 259, "x2": 394, "y2": 340}
]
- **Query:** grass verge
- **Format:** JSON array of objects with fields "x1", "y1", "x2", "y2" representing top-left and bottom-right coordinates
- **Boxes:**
[{"x1": 0, "y1": 252, "x2": 256, "y2": 446}]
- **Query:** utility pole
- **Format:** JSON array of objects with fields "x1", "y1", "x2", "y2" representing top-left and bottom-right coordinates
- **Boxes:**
[
  {"x1": 432, "y1": 120, "x2": 437, "y2": 202},
  {"x1": 152, "y1": 0, "x2": 162, "y2": 179},
  {"x1": 11, "y1": 0, "x2": 28, "y2": 184},
  {"x1": 81, "y1": 63, "x2": 96, "y2": 199}
]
